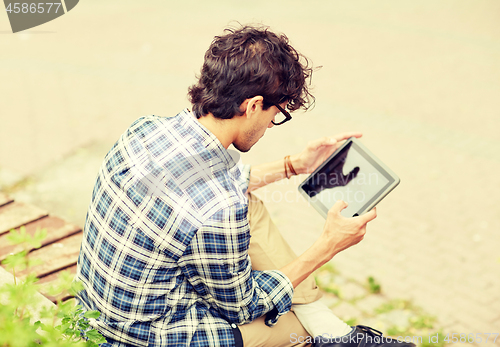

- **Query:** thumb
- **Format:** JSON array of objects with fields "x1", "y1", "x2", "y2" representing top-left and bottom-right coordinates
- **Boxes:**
[{"x1": 329, "y1": 200, "x2": 348, "y2": 215}]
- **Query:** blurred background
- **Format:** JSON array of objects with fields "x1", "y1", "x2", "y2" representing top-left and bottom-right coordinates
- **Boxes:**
[{"x1": 1, "y1": 0, "x2": 499, "y2": 342}]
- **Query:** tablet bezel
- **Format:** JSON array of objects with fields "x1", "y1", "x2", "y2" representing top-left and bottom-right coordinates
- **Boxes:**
[{"x1": 298, "y1": 137, "x2": 400, "y2": 218}]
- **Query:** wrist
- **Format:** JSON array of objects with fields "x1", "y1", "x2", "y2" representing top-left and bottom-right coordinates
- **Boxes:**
[
  {"x1": 289, "y1": 154, "x2": 306, "y2": 175},
  {"x1": 311, "y1": 236, "x2": 336, "y2": 264}
]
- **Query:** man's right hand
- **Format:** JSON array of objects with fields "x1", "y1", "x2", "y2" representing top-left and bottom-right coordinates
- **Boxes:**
[{"x1": 318, "y1": 200, "x2": 377, "y2": 261}]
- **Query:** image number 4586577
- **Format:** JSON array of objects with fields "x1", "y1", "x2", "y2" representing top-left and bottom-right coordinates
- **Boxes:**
[
  {"x1": 4, "y1": 0, "x2": 79, "y2": 33},
  {"x1": 6, "y1": 2, "x2": 63, "y2": 14}
]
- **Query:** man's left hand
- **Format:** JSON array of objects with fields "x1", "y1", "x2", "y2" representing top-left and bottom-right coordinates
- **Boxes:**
[{"x1": 294, "y1": 132, "x2": 362, "y2": 174}]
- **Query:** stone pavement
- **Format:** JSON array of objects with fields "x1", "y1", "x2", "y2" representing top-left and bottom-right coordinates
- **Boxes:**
[
  {"x1": 1, "y1": 0, "x2": 499, "y2": 345},
  {"x1": 242, "y1": 104, "x2": 500, "y2": 345}
]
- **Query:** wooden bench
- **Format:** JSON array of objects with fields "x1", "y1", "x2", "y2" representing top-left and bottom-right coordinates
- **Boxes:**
[{"x1": 0, "y1": 192, "x2": 83, "y2": 302}]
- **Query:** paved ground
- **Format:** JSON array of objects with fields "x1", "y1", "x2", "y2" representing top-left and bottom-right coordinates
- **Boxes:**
[{"x1": 1, "y1": 0, "x2": 499, "y2": 345}]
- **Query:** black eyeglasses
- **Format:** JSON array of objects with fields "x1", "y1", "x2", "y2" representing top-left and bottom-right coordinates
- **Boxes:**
[{"x1": 272, "y1": 103, "x2": 292, "y2": 126}]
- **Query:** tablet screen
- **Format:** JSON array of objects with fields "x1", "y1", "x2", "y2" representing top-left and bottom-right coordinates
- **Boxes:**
[{"x1": 300, "y1": 141, "x2": 396, "y2": 217}]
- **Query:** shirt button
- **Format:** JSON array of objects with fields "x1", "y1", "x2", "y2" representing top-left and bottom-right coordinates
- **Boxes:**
[{"x1": 231, "y1": 323, "x2": 237, "y2": 329}]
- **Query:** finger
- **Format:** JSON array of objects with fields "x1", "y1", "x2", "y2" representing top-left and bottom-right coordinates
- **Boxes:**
[
  {"x1": 360, "y1": 207, "x2": 377, "y2": 223},
  {"x1": 328, "y1": 200, "x2": 349, "y2": 215},
  {"x1": 309, "y1": 136, "x2": 337, "y2": 150},
  {"x1": 332, "y1": 132, "x2": 363, "y2": 142},
  {"x1": 345, "y1": 166, "x2": 360, "y2": 181}
]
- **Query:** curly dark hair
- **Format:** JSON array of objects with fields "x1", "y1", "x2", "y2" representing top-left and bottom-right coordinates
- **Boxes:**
[{"x1": 188, "y1": 24, "x2": 315, "y2": 120}]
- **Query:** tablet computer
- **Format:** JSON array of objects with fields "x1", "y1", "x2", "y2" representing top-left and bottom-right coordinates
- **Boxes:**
[{"x1": 298, "y1": 137, "x2": 400, "y2": 218}]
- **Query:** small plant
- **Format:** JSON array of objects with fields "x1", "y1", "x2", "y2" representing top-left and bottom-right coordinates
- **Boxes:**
[
  {"x1": 373, "y1": 299, "x2": 446, "y2": 346},
  {"x1": 410, "y1": 313, "x2": 436, "y2": 330},
  {"x1": 344, "y1": 317, "x2": 358, "y2": 326},
  {"x1": 315, "y1": 263, "x2": 342, "y2": 297},
  {"x1": 367, "y1": 276, "x2": 381, "y2": 294},
  {"x1": 0, "y1": 226, "x2": 106, "y2": 347},
  {"x1": 375, "y1": 299, "x2": 413, "y2": 314}
]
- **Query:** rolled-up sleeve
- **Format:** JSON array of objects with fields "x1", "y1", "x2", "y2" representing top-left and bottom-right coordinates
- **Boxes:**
[{"x1": 177, "y1": 203, "x2": 293, "y2": 326}]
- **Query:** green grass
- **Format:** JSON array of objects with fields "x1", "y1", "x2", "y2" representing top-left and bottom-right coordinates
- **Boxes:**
[
  {"x1": 367, "y1": 276, "x2": 381, "y2": 294},
  {"x1": 314, "y1": 264, "x2": 449, "y2": 346}
]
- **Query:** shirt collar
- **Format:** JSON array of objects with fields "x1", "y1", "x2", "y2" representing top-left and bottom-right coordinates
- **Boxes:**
[{"x1": 180, "y1": 108, "x2": 238, "y2": 170}]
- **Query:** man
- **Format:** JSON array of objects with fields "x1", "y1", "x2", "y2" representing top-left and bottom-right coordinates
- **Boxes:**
[{"x1": 75, "y1": 25, "x2": 414, "y2": 347}]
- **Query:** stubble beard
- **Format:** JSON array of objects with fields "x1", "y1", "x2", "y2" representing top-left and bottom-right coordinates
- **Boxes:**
[{"x1": 233, "y1": 125, "x2": 262, "y2": 153}]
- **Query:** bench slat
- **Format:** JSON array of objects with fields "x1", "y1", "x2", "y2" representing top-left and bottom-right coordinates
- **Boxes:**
[
  {"x1": 37, "y1": 264, "x2": 78, "y2": 303},
  {"x1": 0, "y1": 197, "x2": 84, "y2": 304},
  {"x1": 0, "y1": 215, "x2": 82, "y2": 261},
  {"x1": 0, "y1": 202, "x2": 48, "y2": 236},
  {"x1": 18, "y1": 232, "x2": 83, "y2": 279},
  {"x1": 0, "y1": 193, "x2": 14, "y2": 208}
]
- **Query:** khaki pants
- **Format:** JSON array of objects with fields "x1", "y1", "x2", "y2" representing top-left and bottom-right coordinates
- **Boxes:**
[{"x1": 238, "y1": 193, "x2": 322, "y2": 347}]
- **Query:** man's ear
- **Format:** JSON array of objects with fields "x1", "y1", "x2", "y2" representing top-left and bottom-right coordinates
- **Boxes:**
[{"x1": 241, "y1": 96, "x2": 264, "y2": 120}]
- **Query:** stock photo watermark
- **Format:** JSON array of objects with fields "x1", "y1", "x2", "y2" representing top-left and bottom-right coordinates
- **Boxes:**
[
  {"x1": 127, "y1": 146, "x2": 243, "y2": 199},
  {"x1": 4, "y1": 0, "x2": 79, "y2": 33},
  {"x1": 290, "y1": 332, "x2": 499, "y2": 345},
  {"x1": 125, "y1": 143, "x2": 381, "y2": 209}
]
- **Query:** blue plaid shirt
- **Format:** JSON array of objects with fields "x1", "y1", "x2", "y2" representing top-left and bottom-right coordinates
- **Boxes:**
[{"x1": 75, "y1": 109, "x2": 294, "y2": 347}]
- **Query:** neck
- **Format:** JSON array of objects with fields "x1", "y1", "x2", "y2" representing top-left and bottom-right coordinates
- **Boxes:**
[{"x1": 196, "y1": 112, "x2": 239, "y2": 149}]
